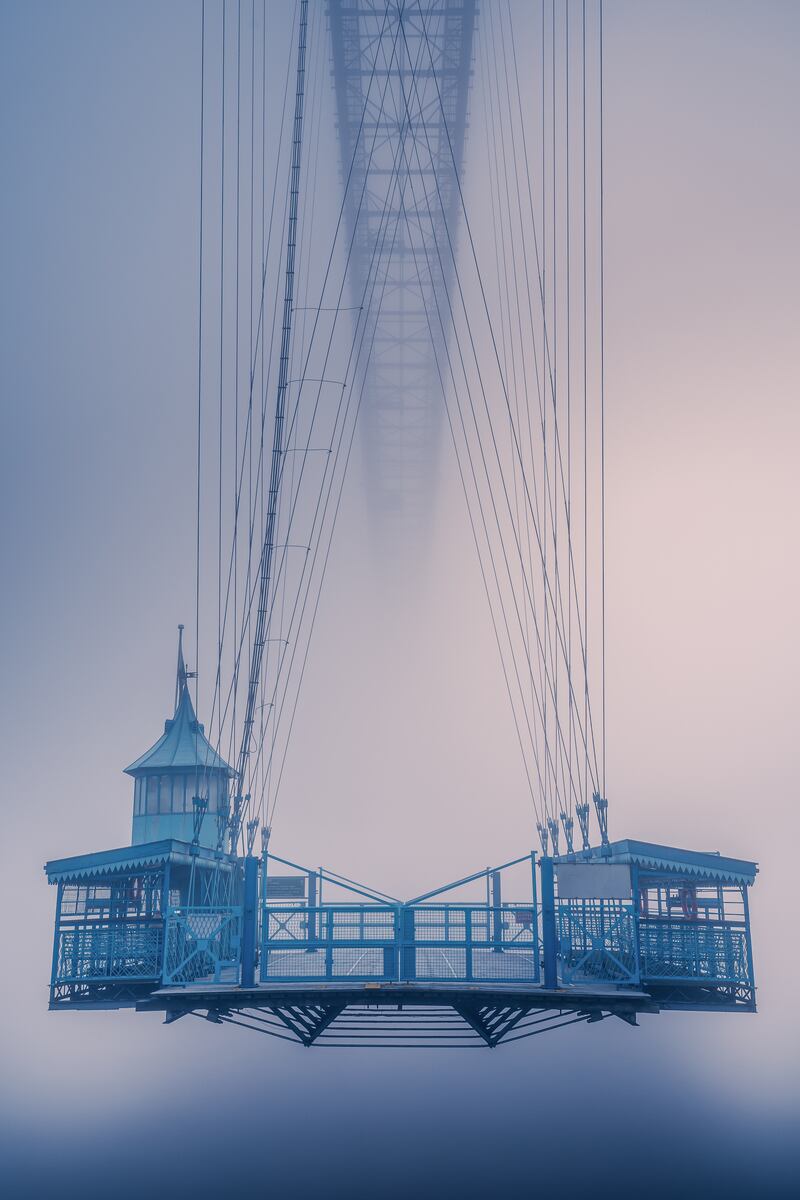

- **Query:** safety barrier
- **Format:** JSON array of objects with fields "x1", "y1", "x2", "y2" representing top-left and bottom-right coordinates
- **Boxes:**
[
  {"x1": 556, "y1": 899, "x2": 639, "y2": 985},
  {"x1": 163, "y1": 906, "x2": 243, "y2": 986},
  {"x1": 260, "y1": 904, "x2": 539, "y2": 984},
  {"x1": 54, "y1": 921, "x2": 163, "y2": 983},
  {"x1": 639, "y1": 920, "x2": 751, "y2": 986}
]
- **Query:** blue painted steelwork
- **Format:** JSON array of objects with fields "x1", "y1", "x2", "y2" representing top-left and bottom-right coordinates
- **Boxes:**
[
  {"x1": 556, "y1": 900, "x2": 639, "y2": 985},
  {"x1": 260, "y1": 903, "x2": 539, "y2": 985},
  {"x1": 553, "y1": 841, "x2": 758, "y2": 1010},
  {"x1": 43, "y1": 676, "x2": 759, "y2": 1031},
  {"x1": 539, "y1": 857, "x2": 557, "y2": 989},
  {"x1": 45, "y1": 839, "x2": 241, "y2": 1006},
  {"x1": 259, "y1": 851, "x2": 539, "y2": 985},
  {"x1": 163, "y1": 905, "x2": 243, "y2": 986}
]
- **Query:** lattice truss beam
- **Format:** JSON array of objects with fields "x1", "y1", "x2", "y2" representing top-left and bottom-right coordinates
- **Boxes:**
[
  {"x1": 159, "y1": 997, "x2": 639, "y2": 1048},
  {"x1": 328, "y1": 0, "x2": 476, "y2": 526}
]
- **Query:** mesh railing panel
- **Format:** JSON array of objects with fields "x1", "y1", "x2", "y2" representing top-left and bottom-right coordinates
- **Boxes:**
[
  {"x1": 557, "y1": 900, "x2": 639, "y2": 984},
  {"x1": 639, "y1": 921, "x2": 751, "y2": 985},
  {"x1": 164, "y1": 907, "x2": 242, "y2": 986},
  {"x1": 55, "y1": 922, "x2": 163, "y2": 982},
  {"x1": 261, "y1": 905, "x2": 540, "y2": 983}
]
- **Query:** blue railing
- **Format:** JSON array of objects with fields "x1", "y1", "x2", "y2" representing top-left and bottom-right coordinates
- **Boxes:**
[
  {"x1": 54, "y1": 921, "x2": 163, "y2": 984},
  {"x1": 639, "y1": 920, "x2": 751, "y2": 986},
  {"x1": 556, "y1": 900, "x2": 640, "y2": 985},
  {"x1": 163, "y1": 906, "x2": 243, "y2": 986},
  {"x1": 260, "y1": 904, "x2": 539, "y2": 984}
]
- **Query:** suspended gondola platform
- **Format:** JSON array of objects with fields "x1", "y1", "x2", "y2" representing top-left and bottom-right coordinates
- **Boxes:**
[{"x1": 44, "y1": 672, "x2": 757, "y2": 1048}]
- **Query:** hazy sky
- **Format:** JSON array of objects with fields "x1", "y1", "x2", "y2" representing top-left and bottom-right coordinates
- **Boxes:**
[{"x1": 1, "y1": 2, "x2": 798, "y2": 1196}]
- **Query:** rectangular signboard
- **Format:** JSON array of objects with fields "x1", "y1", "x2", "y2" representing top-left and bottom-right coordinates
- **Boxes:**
[
  {"x1": 556, "y1": 863, "x2": 632, "y2": 900},
  {"x1": 265, "y1": 875, "x2": 307, "y2": 899}
]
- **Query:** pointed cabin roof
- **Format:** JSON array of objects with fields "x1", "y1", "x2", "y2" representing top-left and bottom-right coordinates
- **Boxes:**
[{"x1": 124, "y1": 682, "x2": 236, "y2": 778}]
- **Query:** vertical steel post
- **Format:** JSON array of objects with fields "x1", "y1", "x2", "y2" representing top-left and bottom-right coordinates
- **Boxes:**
[
  {"x1": 49, "y1": 881, "x2": 64, "y2": 1003},
  {"x1": 540, "y1": 857, "x2": 558, "y2": 989},
  {"x1": 742, "y1": 883, "x2": 756, "y2": 999},
  {"x1": 530, "y1": 852, "x2": 540, "y2": 982},
  {"x1": 241, "y1": 855, "x2": 258, "y2": 988},
  {"x1": 401, "y1": 906, "x2": 416, "y2": 980},
  {"x1": 491, "y1": 870, "x2": 503, "y2": 953},
  {"x1": 306, "y1": 870, "x2": 317, "y2": 951}
]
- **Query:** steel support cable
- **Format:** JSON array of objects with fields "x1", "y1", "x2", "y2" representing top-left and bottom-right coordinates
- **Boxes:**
[
  {"x1": 264, "y1": 171, "x2": 413, "y2": 827},
  {"x1": 220, "y1": 21, "x2": 419, "y2": 768},
  {"x1": 209, "y1": 0, "x2": 391, "y2": 811},
  {"x1": 412, "y1": 7, "x2": 600, "y2": 797},
  {"x1": 396, "y1": 20, "x2": 587, "y2": 813},
  {"x1": 483, "y1": 13, "x2": 556, "y2": 817},
  {"x1": 599, "y1": 0, "x2": 606, "y2": 800},
  {"x1": 564, "y1": 0, "x2": 576, "y2": 835},
  {"x1": 395, "y1": 121, "x2": 569, "y2": 827},
  {"x1": 253, "y1": 30, "x2": 449, "y2": 816},
  {"x1": 260, "y1": 125, "x2": 527, "y2": 824},
  {"x1": 484, "y1": 13, "x2": 547, "y2": 758},
  {"x1": 233, "y1": 0, "x2": 310, "y2": 822},
  {"x1": 398, "y1": 35, "x2": 547, "y2": 818},
  {"x1": 419, "y1": 4, "x2": 599, "y2": 784},
  {"x1": 203, "y1": 0, "x2": 298, "y2": 779},
  {"x1": 582, "y1": 0, "x2": 590, "y2": 810},
  {"x1": 195, "y1": 0, "x2": 206, "y2": 739},
  {"x1": 251, "y1": 27, "x2": 443, "y2": 825},
  {"x1": 503, "y1": 0, "x2": 591, "y2": 813},
  {"x1": 424, "y1": 18, "x2": 582, "y2": 825},
  {"x1": 237, "y1": 35, "x2": 429, "y2": 835},
  {"x1": 505, "y1": 0, "x2": 601, "y2": 791},
  {"x1": 396, "y1": 185, "x2": 547, "y2": 821},
  {"x1": 263, "y1": 1, "x2": 326, "y2": 815},
  {"x1": 215, "y1": 5, "x2": 410, "y2": 800},
  {"x1": 487, "y1": 9, "x2": 557, "y2": 816},
  {"x1": 216, "y1": 0, "x2": 227, "y2": 763},
  {"x1": 215, "y1": 0, "x2": 404, "y2": 742},
  {"x1": 394, "y1": 240, "x2": 552, "y2": 825},
  {"x1": 390, "y1": 69, "x2": 565, "y2": 821}
]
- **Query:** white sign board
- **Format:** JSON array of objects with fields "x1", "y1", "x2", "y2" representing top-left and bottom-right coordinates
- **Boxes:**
[{"x1": 556, "y1": 863, "x2": 632, "y2": 900}]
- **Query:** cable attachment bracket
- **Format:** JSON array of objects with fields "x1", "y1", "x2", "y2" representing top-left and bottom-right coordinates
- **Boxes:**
[
  {"x1": 592, "y1": 791, "x2": 610, "y2": 849},
  {"x1": 191, "y1": 795, "x2": 208, "y2": 848},
  {"x1": 559, "y1": 812, "x2": 575, "y2": 855},
  {"x1": 536, "y1": 821, "x2": 549, "y2": 858},
  {"x1": 575, "y1": 802, "x2": 591, "y2": 851},
  {"x1": 228, "y1": 793, "x2": 245, "y2": 855},
  {"x1": 547, "y1": 818, "x2": 561, "y2": 857},
  {"x1": 216, "y1": 801, "x2": 231, "y2": 853}
]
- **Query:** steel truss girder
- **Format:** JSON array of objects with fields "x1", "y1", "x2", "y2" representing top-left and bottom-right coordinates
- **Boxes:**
[
  {"x1": 137, "y1": 984, "x2": 657, "y2": 1048},
  {"x1": 328, "y1": 0, "x2": 476, "y2": 531}
]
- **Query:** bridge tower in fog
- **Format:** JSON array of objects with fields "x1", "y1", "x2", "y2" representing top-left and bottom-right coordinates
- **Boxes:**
[{"x1": 329, "y1": 0, "x2": 476, "y2": 536}]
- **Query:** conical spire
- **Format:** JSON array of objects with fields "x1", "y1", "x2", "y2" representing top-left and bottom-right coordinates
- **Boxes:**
[
  {"x1": 174, "y1": 624, "x2": 195, "y2": 710},
  {"x1": 124, "y1": 629, "x2": 234, "y2": 778}
]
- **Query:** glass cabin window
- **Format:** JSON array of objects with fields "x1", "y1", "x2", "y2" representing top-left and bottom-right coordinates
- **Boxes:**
[
  {"x1": 146, "y1": 776, "x2": 158, "y2": 814},
  {"x1": 159, "y1": 775, "x2": 171, "y2": 813}
]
